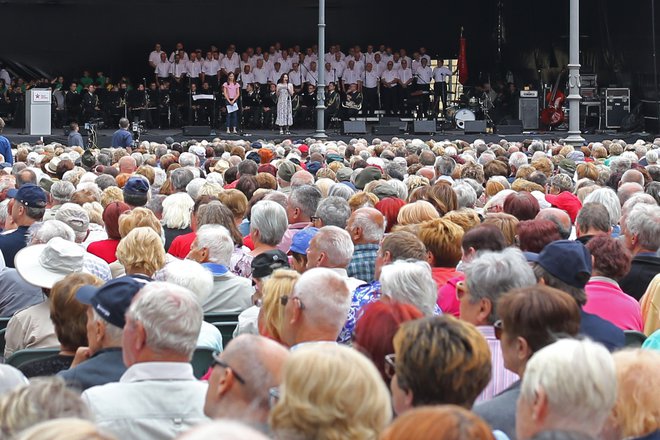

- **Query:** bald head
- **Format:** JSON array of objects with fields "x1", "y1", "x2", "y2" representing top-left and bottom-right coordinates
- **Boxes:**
[
  {"x1": 536, "y1": 207, "x2": 572, "y2": 239},
  {"x1": 347, "y1": 207, "x2": 386, "y2": 245},
  {"x1": 290, "y1": 170, "x2": 314, "y2": 188},
  {"x1": 417, "y1": 167, "x2": 435, "y2": 181},
  {"x1": 618, "y1": 182, "x2": 644, "y2": 206},
  {"x1": 620, "y1": 169, "x2": 644, "y2": 186},
  {"x1": 118, "y1": 155, "x2": 137, "y2": 174},
  {"x1": 204, "y1": 334, "x2": 289, "y2": 423}
]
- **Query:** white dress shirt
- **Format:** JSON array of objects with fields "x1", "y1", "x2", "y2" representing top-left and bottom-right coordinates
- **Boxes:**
[
  {"x1": 220, "y1": 54, "x2": 240, "y2": 74},
  {"x1": 169, "y1": 51, "x2": 189, "y2": 63},
  {"x1": 239, "y1": 72, "x2": 254, "y2": 89},
  {"x1": 433, "y1": 66, "x2": 452, "y2": 83},
  {"x1": 252, "y1": 67, "x2": 269, "y2": 84},
  {"x1": 363, "y1": 70, "x2": 380, "y2": 88},
  {"x1": 342, "y1": 67, "x2": 361, "y2": 85},
  {"x1": 399, "y1": 68, "x2": 413, "y2": 86},
  {"x1": 305, "y1": 68, "x2": 318, "y2": 86},
  {"x1": 187, "y1": 60, "x2": 202, "y2": 78},
  {"x1": 268, "y1": 68, "x2": 285, "y2": 84},
  {"x1": 169, "y1": 62, "x2": 187, "y2": 78},
  {"x1": 201, "y1": 59, "x2": 220, "y2": 76},
  {"x1": 324, "y1": 68, "x2": 338, "y2": 85},
  {"x1": 155, "y1": 61, "x2": 172, "y2": 78},
  {"x1": 289, "y1": 68, "x2": 304, "y2": 87},
  {"x1": 148, "y1": 50, "x2": 162, "y2": 66},
  {"x1": 331, "y1": 60, "x2": 345, "y2": 78},
  {"x1": 416, "y1": 66, "x2": 433, "y2": 84},
  {"x1": 373, "y1": 61, "x2": 386, "y2": 76},
  {"x1": 381, "y1": 68, "x2": 400, "y2": 86}
]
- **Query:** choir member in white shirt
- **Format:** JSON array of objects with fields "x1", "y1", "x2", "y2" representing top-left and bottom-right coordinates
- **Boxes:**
[
  {"x1": 149, "y1": 43, "x2": 163, "y2": 69},
  {"x1": 432, "y1": 59, "x2": 452, "y2": 116},
  {"x1": 324, "y1": 62, "x2": 338, "y2": 85},
  {"x1": 239, "y1": 64, "x2": 254, "y2": 90},
  {"x1": 169, "y1": 43, "x2": 189, "y2": 62},
  {"x1": 342, "y1": 60, "x2": 362, "y2": 92},
  {"x1": 155, "y1": 52, "x2": 172, "y2": 84},
  {"x1": 391, "y1": 53, "x2": 402, "y2": 72},
  {"x1": 186, "y1": 52, "x2": 202, "y2": 86},
  {"x1": 220, "y1": 49, "x2": 241, "y2": 81},
  {"x1": 399, "y1": 59, "x2": 414, "y2": 113},
  {"x1": 419, "y1": 47, "x2": 432, "y2": 63},
  {"x1": 399, "y1": 49, "x2": 412, "y2": 69},
  {"x1": 252, "y1": 58, "x2": 270, "y2": 92},
  {"x1": 201, "y1": 52, "x2": 220, "y2": 90},
  {"x1": 169, "y1": 54, "x2": 188, "y2": 80},
  {"x1": 372, "y1": 53, "x2": 386, "y2": 77},
  {"x1": 305, "y1": 61, "x2": 318, "y2": 87},
  {"x1": 380, "y1": 61, "x2": 400, "y2": 115},
  {"x1": 304, "y1": 48, "x2": 317, "y2": 68},
  {"x1": 289, "y1": 63, "x2": 304, "y2": 92},
  {"x1": 268, "y1": 62, "x2": 285, "y2": 84},
  {"x1": 262, "y1": 53, "x2": 274, "y2": 72},
  {"x1": 362, "y1": 63, "x2": 380, "y2": 116},
  {"x1": 279, "y1": 52, "x2": 292, "y2": 73},
  {"x1": 365, "y1": 45, "x2": 378, "y2": 65},
  {"x1": 331, "y1": 52, "x2": 346, "y2": 80},
  {"x1": 381, "y1": 47, "x2": 394, "y2": 63}
]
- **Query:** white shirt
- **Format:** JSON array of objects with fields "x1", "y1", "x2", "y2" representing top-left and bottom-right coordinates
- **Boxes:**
[
  {"x1": 365, "y1": 51, "x2": 379, "y2": 64},
  {"x1": 239, "y1": 60, "x2": 251, "y2": 72},
  {"x1": 252, "y1": 67, "x2": 269, "y2": 84},
  {"x1": 324, "y1": 68, "x2": 338, "y2": 85},
  {"x1": 239, "y1": 72, "x2": 254, "y2": 89},
  {"x1": 289, "y1": 69, "x2": 304, "y2": 87},
  {"x1": 433, "y1": 65, "x2": 452, "y2": 82},
  {"x1": 187, "y1": 60, "x2": 202, "y2": 78},
  {"x1": 381, "y1": 68, "x2": 399, "y2": 86},
  {"x1": 304, "y1": 54, "x2": 318, "y2": 68},
  {"x1": 155, "y1": 60, "x2": 171, "y2": 78},
  {"x1": 201, "y1": 59, "x2": 220, "y2": 76},
  {"x1": 148, "y1": 50, "x2": 163, "y2": 66},
  {"x1": 416, "y1": 66, "x2": 433, "y2": 84},
  {"x1": 399, "y1": 68, "x2": 413, "y2": 85},
  {"x1": 278, "y1": 57, "x2": 292, "y2": 72},
  {"x1": 363, "y1": 70, "x2": 380, "y2": 88},
  {"x1": 381, "y1": 53, "x2": 394, "y2": 63},
  {"x1": 373, "y1": 61, "x2": 386, "y2": 76},
  {"x1": 342, "y1": 67, "x2": 361, "y2": 85},
  {"x1": 268, "y1": 68, "x2": 285, "y2": 84},
  {"x1": 220, "y1": 54, "x2": 240, "y2": 74},
  {"x1": 203, "y1": 270, "x2": 254, "y2": 313},
  {"x1": 82, "y1": 362, "x2": 209, "y2": 440},
  {"x1": 169, "y1": 51, "x2": 189, "y2": 63},
  {"x1": 331, "y1": 60, "x2": 345, "y2": 77},
  {"x1": 305, "y1": 68, "x2": 318, "y2": 86},
  {"x1": 169, "y1": 61, "x2": 187, "y2": 78}
]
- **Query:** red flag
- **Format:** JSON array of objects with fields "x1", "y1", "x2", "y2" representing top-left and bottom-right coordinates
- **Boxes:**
[{"x1": 458, "y1": 28, "x2": 468, "y2": 85}]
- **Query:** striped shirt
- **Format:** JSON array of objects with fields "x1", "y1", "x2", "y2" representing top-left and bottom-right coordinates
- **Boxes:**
[{"x1": 475, "y1": 325, "x2": 519, "y2": 404}]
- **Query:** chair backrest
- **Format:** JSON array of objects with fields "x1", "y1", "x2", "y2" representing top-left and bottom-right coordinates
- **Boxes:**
[
  {"x1": 0, "y1": 328, "x2": 5, "y2": 357},
  {"x1": 191, "y1": 347, "x2": 216, "y2": 379},
  {"x1": 214, "y1": 321, "x2": 239, "y2": 347},
  {"x1": 6, "y1": 348, "x2": 60, "y2": 368},
  {"x1": 203, "y1": 313, "x2": 241, "y2": 323},
  {"x1": 0, "y1": 317, "x2": 10, "y2": 332},
  {"x1": 624, "y1": 330, "x2": 648, "y2": 347}
]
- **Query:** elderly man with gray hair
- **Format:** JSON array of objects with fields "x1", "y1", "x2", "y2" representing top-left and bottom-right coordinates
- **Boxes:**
[
  {"x1": 305, "y1": 225, "x2": 365, "y2": 291},
  {"x1": 459, "y1": 247, "x2": 537, "y2": 403},
  {"x1": 279, "y1": 267, "x2": 351, "y2": 348},
  {"x1": 280, "y1": 185, "x2": 322, "y2": 253},
  {"x1": 346, "y1": 207, "x2": 385, "y2": 283},
  {"x1": 82, "y1": 282, "x2": 208, "y2": 440},
  {"x1": 313, "y1": 196, "x2": 351, "y2": 229},
  {"x1": 515, "y1": 339, "x2": 616, "y2": 440},
  {"x1": 43, "y1": 181, "x2": 75, "y2": 221},
  {"x1": 619, "y1": 203, "x2": 660, "y2": 300},
  {"x1": 187, "y1": 224, "x2": 254, "y2": 313}
]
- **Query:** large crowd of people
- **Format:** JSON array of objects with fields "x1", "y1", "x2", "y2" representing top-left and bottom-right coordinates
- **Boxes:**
[
  {"x1": 0, "y1": 120, "x2": 659, "y2": 440},
  {"x1": 0, "y1": 42, "x2": 521, "y2": 132}
]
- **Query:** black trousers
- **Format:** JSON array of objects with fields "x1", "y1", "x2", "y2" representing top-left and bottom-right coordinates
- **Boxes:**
[
  {"x1": 434, "y1": 81, "x2": 448, "y2": 116},
  {"x1": 381, "y1": 86, "x2": 397, "y2": 115},
  {"x1": 364, "y1": 87, "x2": 378, "y2": 115}
]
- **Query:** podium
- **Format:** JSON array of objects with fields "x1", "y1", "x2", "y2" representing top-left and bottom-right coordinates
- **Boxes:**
[{"x1": 25, "y1": 89, "x2": 51, "y2": 135}]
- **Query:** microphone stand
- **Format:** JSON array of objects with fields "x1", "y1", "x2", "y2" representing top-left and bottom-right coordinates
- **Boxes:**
[{"x1": 188, "y1": 76, "x2": 193, "y2": 126}]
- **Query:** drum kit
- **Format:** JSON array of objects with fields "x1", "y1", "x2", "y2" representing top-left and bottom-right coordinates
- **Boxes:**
[{"x1": 445, "y1": 96, "x2": 492, "y2": 129}]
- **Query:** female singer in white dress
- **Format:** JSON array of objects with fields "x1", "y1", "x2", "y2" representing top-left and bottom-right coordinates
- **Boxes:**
[{"x1": 276, "y1": 73, "x2": 294, "y2": 135}]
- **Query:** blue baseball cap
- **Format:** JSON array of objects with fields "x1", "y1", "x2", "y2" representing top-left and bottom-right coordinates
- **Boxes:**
[
  {"x1": 123, "y1": 176, "x2": 149, "y2": 196},
  {"x1": 7, "y1": 183, "x2": 47, "y2": 208},
  {"x1": 533, "y1": 240, "x2": 592, "y2": 289},
  {"x1": 76, "y1": 276, "x2": 150, "y2": 328},
  {"x1": 290, "y1": 227, "x2": 319, "y2": 255}
]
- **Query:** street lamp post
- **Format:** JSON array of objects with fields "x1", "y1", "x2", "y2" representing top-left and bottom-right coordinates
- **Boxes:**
[
  {"x1": 565, "y1": 0, "x2": 585, "y2": 145},
  {"x1": 315, "y1": 0, "x2": 327, "y2": 138}
]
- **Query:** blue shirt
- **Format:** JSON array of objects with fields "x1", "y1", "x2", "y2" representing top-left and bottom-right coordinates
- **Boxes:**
[
  {"x1": 68, "y1": 131, "x2": 84, "y2": 147},
  {"x1": 0, "y1": 226, "x2": 30, "y2": 268},
  {"x1": 0, "y1": 135, "x2": 13, "y2": 165},
  {"x1": 111, "y1": 129, "x2": 133, "y2": 148}
]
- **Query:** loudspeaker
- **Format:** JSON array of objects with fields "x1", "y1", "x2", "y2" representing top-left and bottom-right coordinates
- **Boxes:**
[
  {"x1": 464, "y1": 120, "x2": 487, "y2": 134},
  {"x1": 372, "y1": 125, "x2": 401, "y2": 135},
  {"x1": 342, "y1": 120, "x2": 367, "y2": 135},
  {"x1": 519, "y1": 97, "x2": 540, "y2": 130},
  {"x1": 605, "y1": 88, "x2": 631, "y2": 128},
  {"x1": 413, "y1": 120, "x2": 436, "y2": 134},
  {"x1": 183, "y1": 125, "x2": 212, "y2": 136},
  {"x1": 496, "y1": 120, "x2": 523, "y2": 134}
]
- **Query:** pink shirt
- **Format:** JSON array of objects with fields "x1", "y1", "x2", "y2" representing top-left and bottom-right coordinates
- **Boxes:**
[
  {"x1": 584, "y1": 277, "x2": 643, "y2": 331},
  {"x1": 432, "y1": 267, "x2": 462, "y2": 316},
  {"x1": 223, "y1": 82, "x2": 240, "y2": 100},
  {"x1": 475, "y1": 325, "x2": 519, "y2": 403}
]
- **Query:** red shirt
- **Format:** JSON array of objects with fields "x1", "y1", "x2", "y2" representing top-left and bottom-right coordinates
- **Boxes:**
[
  {"x1": 168, "y1": 232, "x2": 197, "y2": 259},
  {"x1": 243, "y1": 234, "x2": 255, "y2": 251},
  {"x1": 87, "y1": 239, "x2": 120, "y2": 264}
]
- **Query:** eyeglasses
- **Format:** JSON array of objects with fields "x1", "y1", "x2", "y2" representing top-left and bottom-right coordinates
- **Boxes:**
[
  {"x1": 279, "y1": 295, "x2": 305, "y2": 310},
  {"x1": 455, "y1": 281, "x2": 468, "y2": 300},
  {"x1": 268, "y1": 386, "x2": 280, "y2": 408},
  {"x1": 211, "y1": 356, "x2": 246, "y2": 384},
  {"x1": 384, "y1": 353, "x2": 396, "y2": 379},
  {"x1": 493, "y1": 319, "x2": 504, "y2": 340}
]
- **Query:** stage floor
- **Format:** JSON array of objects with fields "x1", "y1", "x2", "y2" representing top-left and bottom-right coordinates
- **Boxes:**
[{"x1": 2, "y1": 126, "x2": 654, "y2": 148}]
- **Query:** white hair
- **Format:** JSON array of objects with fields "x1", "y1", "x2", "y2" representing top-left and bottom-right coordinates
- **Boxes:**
[
  {"x1": 196, "y1": 224, "x2": 234, "y2": 267},
  {"x1": 153, "y1": 167, "x2": 167, "y2": 189},
  {"x1": 624, "y1": 203, "x2": 660, "y2": 251},
  {"x1": 313, "y1": 226, "x2": 354, "y2": 267},
  {"x1": 91, "y1": 309, "x2": 123, "y2": 344},
  {"x1": 206, "y1": 172, "x2": 225, "y2": 187},
  {"x1": 583, "y1": 187, "x2": 621, "y2": 226},
  {"x1": 508, "y1": 151, "x2": 528, "y2": 169},
  {"x1": 484, "y1": 189, "x2": 515, "y2": 212},
  {"x1": 127, "y1": 281, "x2": 202, "y2": 359},
  {"x1": 179, "y1": 152, "x2": 198, "y2": 168},
  {"x1": 250, "y1": 201, "x2": 288, "y2": 246},
  {"x1": 386, "y1": 179, "x2": 408, "y2": 200},
  {"x1": 178, "y1": 421, "x2": 270, "y2": 440},
  {"x1": 160, "y1": 258, "x2": 214, "y2": 305},
  {"x1": 161, "y1": 192, "x2": 194, "y2": 229},
  {"x1": 30, "y1": 220, "x2": 75, "y2": 244},
  {"x1": 452, "y1": 181, "x2": 478, "y2": 209},
  {"x1": 519, "y1": 338, "x2": 616, "y2": 437},
  {"x1": 379, "y1": 260, "x2": 437, "y2": 316},
  {"x1": 185, "y1": 178, "x2": 207, "y2": 200},
  {"x1": 646, "y1": 149, "x2": 659, "y2": 164},
  {"x1": 293, "y1": 267, "x2": 351, "y2": 334},
  {"x1": 349, "y1": 209, "x2": 385, "y2": 243}
]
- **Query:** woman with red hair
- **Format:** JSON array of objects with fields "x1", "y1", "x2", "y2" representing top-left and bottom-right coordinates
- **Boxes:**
[
  {"x1": 516, "y1": 219, "x2": 562, "y2": 253},
  {"x1": 86, "y1": 201, "x2": 131, "y2": 263},
  {"x1": 502, "y1": 191, "x2": 540, "y2": 221},
  {"x1": 352, "y1": 301, "x2": 422, "y2": 384},
  {"x1": 375, "y1": 197, "x2": 406, "y2": 233}
]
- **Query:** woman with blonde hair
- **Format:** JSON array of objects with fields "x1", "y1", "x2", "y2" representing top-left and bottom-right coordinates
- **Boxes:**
[
  {"x1": 161, "y1": 192, "x2": 195, "y2": 250},
  {"x1": 482, "y1": 212, "x2": 519, "y2": 247},
  {"x1": 257, "y1": 269, "x2": 300, "y2": 343},
  {"x1": 601, "y1": 349, "x2": 660, "y2": 440},
  {"x1": 115, "y1": 227, "x2": 166, "y2": 279},
  {"x1": 270, "y1": 344, "x2": 392, "y2": 440},
  {"x1": 380, "y1": 405, "x2": 494, "y2": 440},
  {"x1": 15, "y1": 418, "x2": 117, "y2": 440},
  {"x1": 396, "y1": 200, "x2": 439, "y2": 227}
]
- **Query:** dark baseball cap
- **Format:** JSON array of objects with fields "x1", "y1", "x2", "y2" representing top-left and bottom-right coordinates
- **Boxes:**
[
  {"x1": 251, "y1": 250, "x2": 289, "y2": 278},
  {"x1": 7, "y1": 183, "x2": 47, "y2": 208},
  {"x1": 528, "y1": 240, "x2": 592, "y2": 289},
  {"x1": 123, "y1": 176, "x2": 149, "y2": 195},
  {"x1": 76, "y1": 276, "x2": 150, "y2": 328}
]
